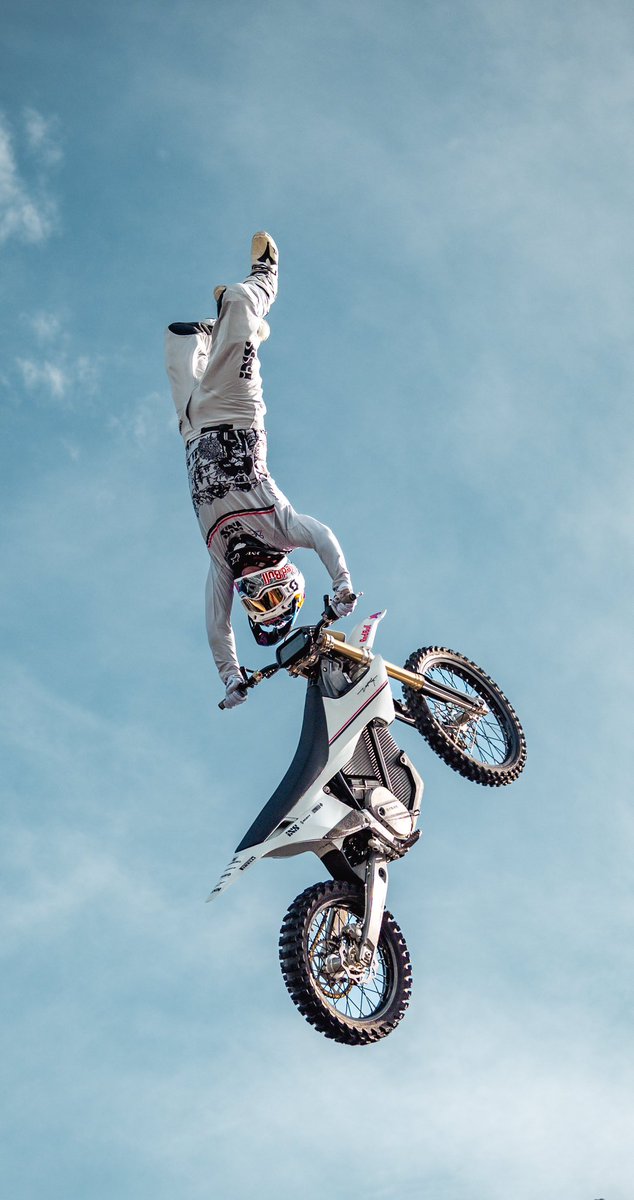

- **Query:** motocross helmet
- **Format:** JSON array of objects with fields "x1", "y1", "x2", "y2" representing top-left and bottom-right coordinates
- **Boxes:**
[
  {"x1": 233, "y1": 556, "x2": 306, "y2": 647},
  {"x1": 226, "y1": 533, "x2": 281, "y2": 578}
]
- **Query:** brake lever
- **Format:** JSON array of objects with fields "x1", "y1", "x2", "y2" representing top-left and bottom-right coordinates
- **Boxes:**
[
  {"x1": 317, "y1": 591, "x2": 362, "y2": 631},
  {"x1": 316, "y1": 594, "x2": 337, "y2": 631}
]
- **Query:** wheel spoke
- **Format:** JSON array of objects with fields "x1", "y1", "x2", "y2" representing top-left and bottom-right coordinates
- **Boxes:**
[
  {"x1": 402, "y1": 648, "x2": 526, "y2": 787},
  {"x1": 423, "y1": 662, "x2": 511, "y2": 767},
  {"x1": 305, "y1": 902, "x2": 394, "y2": 1020},
  {"x1": 280, "y1": 882, "x2": 412, "y2": 1043}
]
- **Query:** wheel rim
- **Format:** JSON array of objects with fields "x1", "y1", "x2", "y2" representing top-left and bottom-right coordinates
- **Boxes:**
[
  {"x1": 306, "y1": 900, "x2": 396, "y2": 1024},
  {"x1": 421, "y1": 659, "x2": 517, "y2": 768}
]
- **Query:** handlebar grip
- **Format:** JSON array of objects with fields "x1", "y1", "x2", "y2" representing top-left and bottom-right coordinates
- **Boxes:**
[
  {"x1": 219, "y1": 688, "x2": 248, "y2": 710},
  {"x1": 219, "y1": 664, "x2": 251, "y2": 710}
]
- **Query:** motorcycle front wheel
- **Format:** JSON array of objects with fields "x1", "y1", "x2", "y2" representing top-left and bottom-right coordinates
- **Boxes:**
[
  {"x1": 403, "y1": 646, "x2": 526, "y2": 786},
  {"x1": 279, "y1": 880, "x2": 411, "y2": 1046}
]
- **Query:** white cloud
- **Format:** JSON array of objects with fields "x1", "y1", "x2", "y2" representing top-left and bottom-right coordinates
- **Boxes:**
[
  {"x1": 0, "y1": 112, "x2": 57, "y2": 246},
  {"x1": 61, "y1": 438, "x2": 81, "y2": 461},
  {"x1": 108, "y1": 390, "x2": 175, "y2": 448},
  {"x1": 14, "y1": 313, "x2": 100, "y2": 404},
  {"x1": 16, "y1": 356, "x2": 68, "y2": 398},
  {"x1": 0, "y1": 828, "x2": 143, "y2": 950},
  {"x1": 27, "y1": 310, "x2": 63, "y2": 342},
  {"x1": 23, "y1": 107, "x2": 63, "y2": 167}
]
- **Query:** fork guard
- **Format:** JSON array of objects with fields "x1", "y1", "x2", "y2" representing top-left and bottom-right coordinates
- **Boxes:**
[{"x1": 358, "y1": 852, "x2": 390, "y2": 971}]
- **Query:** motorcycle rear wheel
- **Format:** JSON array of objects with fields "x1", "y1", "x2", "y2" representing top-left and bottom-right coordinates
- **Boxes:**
[
  {"x1": 279, "y1": 880, "x2": 411, "y2": 1046},
  {"x1": 403, "y1": 646, "x2": 526, "y2": 786}
]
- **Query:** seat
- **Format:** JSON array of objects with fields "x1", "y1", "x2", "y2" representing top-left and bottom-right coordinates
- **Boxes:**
[{"x1": 236, "y1": 682, "x2": 329, "y2": 852}]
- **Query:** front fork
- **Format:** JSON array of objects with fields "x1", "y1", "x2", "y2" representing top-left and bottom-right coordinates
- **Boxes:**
[{"x1": 357, "y1": 846, "x2": 389, "y2": 973}]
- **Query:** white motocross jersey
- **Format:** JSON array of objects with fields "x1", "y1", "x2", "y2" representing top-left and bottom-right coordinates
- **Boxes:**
[
  {"x1": 165, "y1": 260, "x2": 352, "y2": 687},
  {"x1": 202, "y1": 476, "x2": 352, "y2": 684}
]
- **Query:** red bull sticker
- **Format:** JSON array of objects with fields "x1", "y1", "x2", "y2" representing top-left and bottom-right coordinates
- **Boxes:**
[{"x1": 260, "y1": 564, "x2": 293, "y2": 586}]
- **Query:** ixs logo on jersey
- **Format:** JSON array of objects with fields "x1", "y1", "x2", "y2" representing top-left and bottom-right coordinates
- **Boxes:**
[
  {"x1": 239, "y1": 340, "x2": 256, "y2": 379},
  {"x1": 260, "y1": 564, "x2": 293, "y2": 586}
]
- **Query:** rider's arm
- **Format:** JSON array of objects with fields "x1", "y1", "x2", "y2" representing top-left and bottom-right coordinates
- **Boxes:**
[
  {"x1": 205, "y1": 557, "x2": 242, "y2": 686},
  {"x1": 276, "y1": 502, "x2": 352, "y2": 594}
]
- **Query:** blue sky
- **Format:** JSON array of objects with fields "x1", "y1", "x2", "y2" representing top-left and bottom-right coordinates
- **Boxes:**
[{"x1": 1, "y1": 1, "x2": 633, "y2": 1197}]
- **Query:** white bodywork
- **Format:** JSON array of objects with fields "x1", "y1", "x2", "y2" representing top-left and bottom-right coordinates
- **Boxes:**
[
  {"x1": 347, "y1": 610, "x2": 386, "y2": 651},
  {"x1": 207, "y1": 652, "x2": 396, "y2": 901}
]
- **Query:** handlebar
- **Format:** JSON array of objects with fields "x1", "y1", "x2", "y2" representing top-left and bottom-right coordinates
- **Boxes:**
[
  {"x1": 218, "y1": 663, "x2": 278, "y2": 709},
  {"x1": 218, "y1": 593, "x2": 484, "y2": 718},
  {"x1": 218, "y1": 594, "x2": 346, "y2": 709}
]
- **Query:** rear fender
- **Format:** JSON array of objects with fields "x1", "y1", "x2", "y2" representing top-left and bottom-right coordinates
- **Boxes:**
[
  {"x1": 206, "y1": 847, "x2": 263, "y2": 901},
  {"x1": 206, "y1": 787, "x2": 352, "y2": 900}
]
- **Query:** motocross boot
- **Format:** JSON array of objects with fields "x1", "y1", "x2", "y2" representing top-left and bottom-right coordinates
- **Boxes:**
[{"x1": 251, "y1": 231, "x2": 278, "y2": 269}]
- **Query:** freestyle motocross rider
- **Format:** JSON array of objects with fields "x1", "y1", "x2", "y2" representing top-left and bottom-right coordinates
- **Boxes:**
[{"x1": 164, "y1": 232, "x2": 358, "y2": 710}]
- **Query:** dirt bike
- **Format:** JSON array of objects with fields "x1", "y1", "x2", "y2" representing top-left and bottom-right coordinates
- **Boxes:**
[{"x1": 210, "y1": 599, "x2": 526, "y2": 1046}]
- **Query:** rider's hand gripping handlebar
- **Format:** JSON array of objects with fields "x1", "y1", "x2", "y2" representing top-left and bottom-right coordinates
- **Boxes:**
[
  {"x1": 218, "y1": 662, "x2": 281, "y2": 709},
  {"x1": 217, "y1": 594, "x2": 360, "y2": 710}
]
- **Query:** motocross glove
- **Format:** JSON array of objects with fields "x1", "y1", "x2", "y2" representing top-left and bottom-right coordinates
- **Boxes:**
[
  {"x1": 223, "y1": 673, "x2": 248, "y2": 709},
  {"x1": 331, "y1": 587, "x2": 358, "y2": 619}
]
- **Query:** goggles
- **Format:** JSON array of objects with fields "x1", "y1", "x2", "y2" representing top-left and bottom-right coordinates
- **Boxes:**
[
  {"x1": 234, "y1": 557, "x2": 305, "y2": 629},
  {"x1": 235, "y1": 581, "x2": 290, "y2": 619}
]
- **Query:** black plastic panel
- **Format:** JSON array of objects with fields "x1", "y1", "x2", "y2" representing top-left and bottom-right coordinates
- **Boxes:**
[{"x1": 236, "y1": 682, "x2": 329, "y2": 851}]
